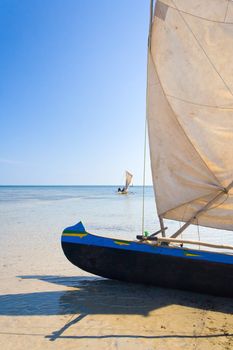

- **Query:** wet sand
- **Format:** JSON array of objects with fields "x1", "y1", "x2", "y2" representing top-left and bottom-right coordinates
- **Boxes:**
[{"x1": 0, "y1": 190, "x2": 233, "y2": 350}]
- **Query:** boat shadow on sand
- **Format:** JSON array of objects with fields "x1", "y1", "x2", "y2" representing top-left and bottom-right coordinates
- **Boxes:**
[{"x1": 0, "y1": 275, "x2": 232, "y2": 341}]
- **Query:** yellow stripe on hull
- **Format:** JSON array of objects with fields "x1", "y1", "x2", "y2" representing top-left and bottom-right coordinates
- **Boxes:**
[
  {"x1": 114, "y1": 240, "x2": 130, "y2": 246},
  {"x1": 184, "y1": 252, "x2": 200, "y2": 257},
  {"x1": 62, "y1": 233, "x2": 88, "y2": 238}
]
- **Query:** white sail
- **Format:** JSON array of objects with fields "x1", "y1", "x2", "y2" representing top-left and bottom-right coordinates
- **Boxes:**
[
  {"x1": 148, "y1": 0, "x2": 233, "y2": 230},
  {"x1": 125, "y1": 171, "x2": 133, "y2": 190}
]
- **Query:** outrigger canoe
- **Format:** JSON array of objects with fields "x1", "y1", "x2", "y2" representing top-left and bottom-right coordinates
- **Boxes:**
[{"x1": 61, "y1": 222, "x2": 233, "y2": 297}]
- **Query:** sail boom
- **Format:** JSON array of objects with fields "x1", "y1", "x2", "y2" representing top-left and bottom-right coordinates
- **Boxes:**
[{"x1": 171, "y1": 180, "x2": 233, "y2": 238}]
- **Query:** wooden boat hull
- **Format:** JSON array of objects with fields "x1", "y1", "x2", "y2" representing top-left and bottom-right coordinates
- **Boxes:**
[{"x1": 61, "y1": 222, "x2": 233, "y2": 297}]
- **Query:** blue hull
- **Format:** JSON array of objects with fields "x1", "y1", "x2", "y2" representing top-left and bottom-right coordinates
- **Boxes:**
[{"x1": 61, "y1": 222, "x2": 233, "y2": 297}]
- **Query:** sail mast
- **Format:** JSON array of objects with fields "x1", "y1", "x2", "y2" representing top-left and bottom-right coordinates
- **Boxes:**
[
  {"x1": 148, "y1": 0, "x2": 154, "y2": 48},
  {"x1": 142, "y1": 0, "x2": 155, "y2": 236},
  {"x1": 146, "y1": 0, "x2": 167, "y2": 237}
]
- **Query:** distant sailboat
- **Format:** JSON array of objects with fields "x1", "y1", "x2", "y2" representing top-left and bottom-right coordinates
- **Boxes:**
[
  {"x1": 117, "y1": 171, "x2": 133, "y2": 194},
  {"x1": 61, "y1": 0, "x2": 233, "y2": 297}
]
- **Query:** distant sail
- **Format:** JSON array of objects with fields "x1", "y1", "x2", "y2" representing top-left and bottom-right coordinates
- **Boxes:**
[
  {"x1": 147, "y1": 0, "x2": 233, "y2": 231},
  {"x1": 125, "y1": 171, "x2": 133, "y2": 190}
]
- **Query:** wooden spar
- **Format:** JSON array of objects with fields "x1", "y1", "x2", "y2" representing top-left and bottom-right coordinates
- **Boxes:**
[
  {"x1": 148, "y1": 0, "x2": 154, "y2": 49},
  {"x1": 136, "y1": 226, "x2": 168, "y2": 240},
  {"x1": 148, "y1": 0, "x2": 166, "y2": 239},
  {"x1": 141, "y1": 0, "x2": 154, "y2": 236},
  {"x1": 159, "y1": 215, "x2": 166, "y2": 237},
  {"x1": 170, "y1": 180, "x2": 233, "y2": 239},
  {"x1": 155, "y1": 237, "x2": 233, "y2": 251},
  {"x1": 150, "y1": 226, "x2": 168, "y2": 237}
]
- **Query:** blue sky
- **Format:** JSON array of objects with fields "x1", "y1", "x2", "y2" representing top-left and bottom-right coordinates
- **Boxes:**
[{"x1": 1, "y1": 0, "x2": 152, "y2": 185}]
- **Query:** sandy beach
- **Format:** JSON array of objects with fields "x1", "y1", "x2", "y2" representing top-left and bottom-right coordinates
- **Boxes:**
[
  {"x1": 0, "y1": 187, "x2": 233, "y2": 350},
  {"x1": 1, "y1": 272, "x2": 233, "y2": 350}
]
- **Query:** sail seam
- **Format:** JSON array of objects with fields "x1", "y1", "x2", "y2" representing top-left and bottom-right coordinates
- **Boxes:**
[
  {"x1": 166, "y1": 94, "x2": 233, "y2": 110},
  {"x1": 171, "y1": 0, "x2": 233, "y2": 100},
  {"x1": 224, "y1": 0, "x2": 230, "y2": 22},
  {"x1": 162, "y1": 181, "x2": 233, "y2": 218},
  {"x1": 149, "y1": 52, "x2": 223, "y2": 188},
  {"x1": 160, "y1": 191, "x2": 224, "y2": 218},
  {"x1": 165, "y1": 1, "x2": 233, "y2": 25}
]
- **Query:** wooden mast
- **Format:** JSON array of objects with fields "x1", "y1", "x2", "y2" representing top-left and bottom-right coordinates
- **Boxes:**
[
  {"x1": 159, "y1": 215, "x2": 166, "y2": 237},
  {"x1": 142, "y1": 0, "x2": 155, "y2": 236},
  {"x1": 148, "y1": 0, "x2": 167, "y2": 237}
]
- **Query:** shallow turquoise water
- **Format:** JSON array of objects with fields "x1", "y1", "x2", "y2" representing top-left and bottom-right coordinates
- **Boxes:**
[
  {"x1": 0, "y1": 185, "x2": 159, "y2": 277},
  {"x1": 0, "y1": 186, "x2": 232, "y2": 258},
  {"x1": 0, "y1": 185, "x2": 157, "y2": 237}
]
